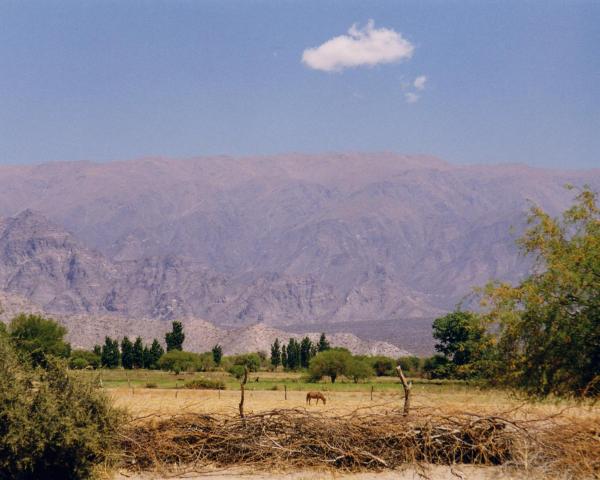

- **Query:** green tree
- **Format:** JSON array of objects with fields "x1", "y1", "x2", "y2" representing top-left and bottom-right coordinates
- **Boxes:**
[
  {"x1": 120, "y1": 337, "x2": 134, "y2": 369},
  {"x1": 300, "y1": 336, "x2": 313, "y2": 368},
  {"x1": 142, "y1": 346, "x2": 152, "y2": 369},
  {"x1": 212, "y1": 344, "x2": 223, "y2": 366},
  {"x1": 347, "y1": 357, "x2": 373, "y2": 383},
  {"x1": 317, "y1": 333, "x2": 330, "y2": 352},
  {"x1": 270, "y1": 338, "x2": 281, "y2": 368},
  {"x1": 432, "y1": 310, "x2": 488, "y2": 378},
  {"x1": 285, "y1": 338, "x2": 301, "y2": 370},
  {"x1": 308, "y1": 348, "x2": 352, "y2": 383},
  {"x1": 69, "y1": 349, "x2": 101, "y2": 369},
  {"x1": 281, "y1": 344, "x2": 287, "y2": 368},
  {"x1": 101, "y1": 337, "x2": 120, "y2": 369},
  {"x1": 371, "y1": 356, "x2": 395, "y2": 377},
  {"x1": 165, "y1": 321, "x2": 185, "y2": 351},
  {"x1": 158, "y1": 350, "x2": 201, "y2": 374},
  {"x1": 132, "y1": 337, "x2": 144, "y2": 368},
  {"x1": 92, "y1": 344, "x2": 102, "y2": 357},
  {"x1": 8, "y1": 314, "x2": 70, "y2": 366},
  {"x1": 147, "y1": 339, "x2": 164, "y2": 369},
  {"x1": 480, "y1": 187, "x2": 600, "y2": 397}
]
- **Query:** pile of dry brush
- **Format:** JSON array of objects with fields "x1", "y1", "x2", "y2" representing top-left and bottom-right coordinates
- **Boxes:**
[{"x1": 118, "y1": 406, "x2": 600, "y2": 478}]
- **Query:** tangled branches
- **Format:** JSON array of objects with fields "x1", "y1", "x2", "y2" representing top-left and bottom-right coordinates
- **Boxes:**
[{"x1": 118, "y1": 407, "x2": 580, "y2": 474}]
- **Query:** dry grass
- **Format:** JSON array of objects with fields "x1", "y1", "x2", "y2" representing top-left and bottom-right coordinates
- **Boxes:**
[{"x1": 109, "y1": 385, "x2": 598, "y2": 421}]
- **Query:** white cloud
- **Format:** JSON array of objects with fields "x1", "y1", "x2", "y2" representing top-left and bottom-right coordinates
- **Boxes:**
[
  {"x1": 405, "y1": 92, "x2": 420, "y2": 104},
  {"x1": 302, "y1": 20, "x2": 414, "y2": 72},
  {"x1": 413, "y1": 75, "x2": 427, "y2": 90}
]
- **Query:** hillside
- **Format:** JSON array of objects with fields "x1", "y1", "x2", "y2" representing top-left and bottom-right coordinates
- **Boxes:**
[{"x1": 0, "y1": 153, "x2": 598, "y2": 352}]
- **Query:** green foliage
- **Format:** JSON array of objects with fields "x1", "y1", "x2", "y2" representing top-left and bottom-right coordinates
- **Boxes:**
[
  {"x1": 8, "y1": 314, "x2": 70, "y2": 366},
  {"x1": 165, "y1": 321, "x2": 185, "y2": 351},
  {"x1": 370, "y1": 356, "x2": 395, "y2": 376},
  {"x1": 397, "y1": 355, "x2": 423, "y2": 376},
  {"x1": 300, "y1": 336, "x2": 314, "y2": 368},
  {"x1": 132, "y1": 337, "x2": 144, "y2": 368},
  {"x1": 146, "y1": 339, "x2": 164, "y2": 369},
  {"x1": 69, "y1": 349, "x2": 100, "y2": 369},
  {"x1": 0, "y1": 335, "x2": 123, "y2": 479},
  {"x1": 317, "y1": 332, "x2": 330, "y2": 352},
  {"x1": 285, "y1": 338, "x2": 301, "y2": 370},
  {"x1": 432, "y1": 310, "x2": 490, "y2": 379},
  {"x1": 231, "y1": 352, "x2": 261, "y2": 371},
  {"x1": 423, "y1": 354, "x2": 453, "y2": 379},
  {"x1": 101, "y1": 337, "x2": 120, "y2": 368},
  {"x1": 281, "y1": 344, "x2": 287, "y2": 368},
  {"x1": 212, "y1": 344, "x2": 223, "y2": 365},
  {"x1": 270, "y1": 338, "x2": 281, "y2": 367},
  {"x1": 184, "y1": 377, "x2": 225, "y2": 390},
  {"x1": 308, "y1": 348, "x2": 352, "y2": 383},
  {"x1": 157, "y1": 350, "x2": 212, "y2": 374},
  {"x1": 347, "y1": 357, "x2": 373, "y2": 383},
  {"x1": 480, "y1": 187, "x2": 600, "y2": 397},
  {"x1": 120, "y1": 336, "x2": 134, "y2": 369},
  {"x1": 228, "y1": 365, "x2": 247, "y2": 380}
]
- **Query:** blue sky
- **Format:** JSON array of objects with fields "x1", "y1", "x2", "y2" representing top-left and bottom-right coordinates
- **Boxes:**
[{"x1": 0, "y1": 1, "x2": 598, "y2": 168}]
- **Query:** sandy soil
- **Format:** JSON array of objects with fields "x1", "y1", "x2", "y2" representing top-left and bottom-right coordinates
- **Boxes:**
[{"x1": 114, "y1": 465, "x2": 526, "y2": 479}]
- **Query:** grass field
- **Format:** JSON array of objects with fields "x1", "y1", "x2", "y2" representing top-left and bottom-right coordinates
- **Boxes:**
[{"x1": 74, "y1": 369, "x2": 598, "y2": 420}]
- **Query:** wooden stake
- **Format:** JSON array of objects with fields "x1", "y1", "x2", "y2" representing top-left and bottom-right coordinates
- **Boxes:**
[
  {"x1": 284, "y1": 384, "x2": 287, "y2": 400},
  {"x1": 371, "y1": 385, "x2": 373, "y2": 401},
  {"x1": 239, "y1": 367, "x2": 248, "y2": 419},
  {"x1": 395, "y1": 365, "x2": 412, "y2": 416}
]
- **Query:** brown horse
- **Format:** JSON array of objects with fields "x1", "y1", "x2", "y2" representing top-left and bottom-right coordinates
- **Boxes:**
[{"x1": 306, "y1": 391, "x2": 326, "y2": 405}]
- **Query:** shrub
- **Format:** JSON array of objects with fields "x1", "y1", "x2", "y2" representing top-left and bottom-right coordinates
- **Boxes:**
[
  {"x1": 8, "y1": 314, "x2": 71, "y2": 366},
  {"x1": 184, "y1": 377, "x2": 225, "y2": 390},
  {"x1": 308, "y1": 348, "x2": 352, "y2": 383},
  {"x1": 158, "y1": 350, "x2": 203, "y2": 374},
  {"x1": 0, "y1": 335, "x2": 123, "y2": 479},
  {"x1": 69, "y1": 349, "x2": 101, "y2": 369},
  {"x1": 347, "y1": 358, "x2": 373, "y2": 383},
  {"x1": 370, "y1": 356, "x2": 395, "y2": 376},
  {"x1": 145, "y1": 382, "x2": 158, "y2": 389}
]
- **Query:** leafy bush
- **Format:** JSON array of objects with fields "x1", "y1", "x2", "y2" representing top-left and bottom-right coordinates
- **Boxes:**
[
  {"x1": 308, "y1": 348, "x2": 352, "y2": 383},
  {"x1": 0, "y1": 335, "x2": 123, "y2": 479},
  {"x1": 370, "y1": 356, "x2": 395, "y2": 376},
  {"x1": 158, "y1": 350, "x2": 204, "y2": 374},
  {"x1": 145, "y1": 382, "x2": 158, "y2": 389},
  {"x1": 184, "y1": 377, "x2": 225, "y2": 390},
  {"x1": 69, "y1": 349, "x2": 101, "y2": 369},
  {"x1": 231, "y1": 352, "x2": 261, "y2": 372},
  {"x1": 347, "y1": 357, "x2": 373, "y2": 383},
  {"x1": 8, "y1": 314, "x2": 71, "y2": 366}
]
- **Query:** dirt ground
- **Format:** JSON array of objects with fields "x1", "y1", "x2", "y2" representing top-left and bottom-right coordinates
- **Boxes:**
[{"x1": 113, "y1": 465, "x2": 526, "y2": 479}]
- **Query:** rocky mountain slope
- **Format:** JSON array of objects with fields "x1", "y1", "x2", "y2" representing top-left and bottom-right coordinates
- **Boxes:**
[{"x1": 0, "y1": 153, "x2": 598, "y2": 352}]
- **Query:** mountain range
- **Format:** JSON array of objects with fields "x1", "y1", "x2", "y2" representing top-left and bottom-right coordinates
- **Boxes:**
[{"x1": 0, "y1": 153, "x2": 598, "y2": 354}]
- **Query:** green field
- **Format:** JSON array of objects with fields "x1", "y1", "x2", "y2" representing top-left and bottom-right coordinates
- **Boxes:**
[{"x1": 72, "y1": 368, "x2": 478, "y2": 393}]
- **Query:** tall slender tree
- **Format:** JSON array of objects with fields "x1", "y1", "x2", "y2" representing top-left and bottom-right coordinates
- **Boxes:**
[
  {"x1": 270, "y1": 338, "x2": 281, "y2": 368},
  {"x1": 165, "y1": 321, "x2": 185, "y2": 351},
  {"x1": 317, "y1": 333, "x2": 330, "y2": 352},
  {"x1": 132, "y1": 337, "x2": 144, "y2": 368},
  {"x1": 300, "y1": 336, "x2": 313, "y2": 368},
  {"x1": 212, "y1": 344, "x2": 223, "y2": 366},
  {"x1": 281, "y1": 344, "x2": 287, "y2": 369},
  {"x1": 120, "y1": 337, "x2": 134, "y2": 369}
]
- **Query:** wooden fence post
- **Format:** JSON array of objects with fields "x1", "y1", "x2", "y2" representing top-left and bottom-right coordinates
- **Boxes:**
[
  {"x1": 396, "y1": 365, "x2": 412, "y2": 416},
  {"x1": 284, "y1": 384, "x2": 287, "y2": 400},
  {"x1": 239, "y1": 367, "x2": 249, "y2": 419}
]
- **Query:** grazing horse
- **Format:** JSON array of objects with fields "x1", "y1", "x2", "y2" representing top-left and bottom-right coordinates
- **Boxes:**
[{"x1": 306, "y1": 391, "x2": 326, "y2": 405}]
